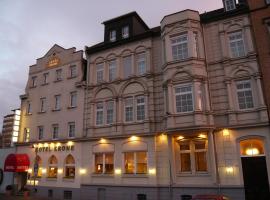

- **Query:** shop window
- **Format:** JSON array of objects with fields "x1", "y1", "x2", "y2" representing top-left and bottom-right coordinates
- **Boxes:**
[
  {"x1": 240, "y1": 139, "x2": 265, "y2": 156},
  {"x1": 48, "y1": 155, "x2": 58, "y2": 178},
  {"x1": 178, "y1": 138, "x2": 208, "y2": 173},
  {"x1": 33, "y1": 156, "x2": 42, "y2": 177},
  {"x1": 124, "y1": 152, "x2": 147, "y2": 174},
  {"x1": 175, "y1": 84, "x2": 194, "y2": 113},
  {"x1": 171, "y1": 33, "x2": 188, "y2": 61},
  {"x1": 94, "y1": 153, "x2": 114, "y2": 174},
  {"x1": 228, "y1": 31, "x2": 245, "y2": 58},
  {"x1": 236, "y1": 80, "x2": 254, "y2": 110},
  {"x1": 65, "y1": 155, "x2": 75, "y2": 178}
]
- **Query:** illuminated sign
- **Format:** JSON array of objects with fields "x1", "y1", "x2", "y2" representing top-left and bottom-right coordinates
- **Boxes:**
[
  {"x1": 35, "y1": 144, "x2": 74, "y2": 153},
  {"x1": 47, "y1": 57, "x2": 60, "y2": 67}
]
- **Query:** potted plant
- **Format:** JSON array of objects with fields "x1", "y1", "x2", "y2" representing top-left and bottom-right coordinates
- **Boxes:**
[{"x1": 5, "y1": 185, "x2": 12, "y2": 196}]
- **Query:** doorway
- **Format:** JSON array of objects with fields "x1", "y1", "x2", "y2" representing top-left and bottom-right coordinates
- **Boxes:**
[{"x1": 240, "y1": 139, "x2": 270, "y2": 200}]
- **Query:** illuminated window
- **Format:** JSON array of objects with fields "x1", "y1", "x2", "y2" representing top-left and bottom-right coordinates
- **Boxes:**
[
  {"x1": 124, "y1": 152, "x2": 147, "y2": 174},
  {"x1": 38, "y1": 126, "x2": 44, "y2": 140},
  {"x1": 96, "y1": 102, "x2": 104, "y2": 125},
  {"x1": 68, "y1": 122, "x2": 75, "y2": 138},
  {"x1": 110, "y1": 30, "x2": 116, "y2": 42},
  {"x1": 229, "y1": 31, "x2": 245, "y2": 58},
  {"x1": 106, "y1": 101, "x2": 114, "y2": 124},
  {"x1": 95, "y1": 153, "x2": 114, "y2": 174},
  {"x1": 122, "y1": 26, "x2": 129, "y2": 38},
  {"x1": 236, "y1": 80, "x2": 254, "y2": 109},
  {"x1": 123, "y1": 56, "x2": 132, "y2": 78},
  {"x1": 240, "y1": 139, "x2": 264, "y2": 156},
  {"x1": 56, "y1": 69, "x2": 62, "y2": 81},
  {"x1": 52, "y1": 124, "x2": 59, "y2": 139},
  {"x1": 40, "y1": 97, "x2": 46, "y2": 112},
  {"x1": 43, "y1": 73, "x2": 49, "y2": 84},
  {"x1": 31, "y1": 76, "x2": 37, "y2": 87},
  {"x1": 70, "y1": 65, "x2": 77, "y2": 78},
  {"x1": 24, "y1": 128, "x2": 30, "y2": 142},
  {"x1": 171, "y1": 34, "x2": 188, "y2": 61},
  {"x1": 137, "y1": 53, "x2": 146, "y2": 75},
  {"x1": 224, "y1": 0, "x2": 236, "y2": 11},
  {"x1": 178, "y1": 139, "x2": 208, "y2": 173},
  {"x1": 175, "y1": 84, "x2": 194, "y2": 113},
  {"x1": 54, "y1": 95, "x2": 61, "y2": 110},
  {"x1": 136, "y1": 96, "x2": 145, "y2": 121},
  {"x1": 48, "y1": 155, "x2": 58, "y2": 178},
  {"x1": 109, "y1": 60, "x2": 117, "y2": 81},
  {"x1": 70, "y1": 92, "x2": 77, "y2": 108},
  {"x1": 65, "y1": 155, "x2": 75, "y2": 178},
  {"x1": 96, "y1": 63, "x2": 104, "y2": 83},
  {"x1": 34, "y1": 156, "x2": 42, "y2": 177},
  {"x1": 125, "y1": 98, "x2": 133, "y2": 122}
]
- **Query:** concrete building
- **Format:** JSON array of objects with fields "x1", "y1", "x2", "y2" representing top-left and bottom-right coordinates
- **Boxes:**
[{"x1": 6, "y1": 1, "x2": 270, "y2": 200}]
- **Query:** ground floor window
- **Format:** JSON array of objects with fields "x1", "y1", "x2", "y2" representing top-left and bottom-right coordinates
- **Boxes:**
[
  {"x1": 95, "y1": 153, "x2": 114, "y2": 174},
  {"x1": 65, "y1": 154, "x2": 75, "y2": 178},
  {"x1": 124, "y1": 151, "x2": 147, "y2": 174},
  {"x1": 33, "y1": 155, "x2": 42, "y2": 177},
  {"x1": 48, "y1": 155, "x2": 58, "y2": 178}
]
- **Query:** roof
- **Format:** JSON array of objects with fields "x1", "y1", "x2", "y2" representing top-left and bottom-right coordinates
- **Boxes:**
[
  {"x1": 200, "y1": 4, "x2": 249, "y2": 23},
  {"x1": 102, "y1": 11, "x2": 149, "y2": 30},
  {"x1": 86, "y1": 26, "x2": 161, "y2": 55}
]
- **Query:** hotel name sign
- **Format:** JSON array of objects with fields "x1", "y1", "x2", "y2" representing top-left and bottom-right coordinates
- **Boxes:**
[{"x1": 35, "y1": 144, "x2": 74, "y2": 153}]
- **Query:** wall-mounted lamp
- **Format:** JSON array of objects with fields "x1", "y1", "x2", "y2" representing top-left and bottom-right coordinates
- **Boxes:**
[
  {"x1": 149, "y1": 168, "x2": 156, "y2": 175},
  {"x1": 115, "y1": 169, "x2": 121, "y2": 175},
  {"x1": 223, "y1": 129, "x2": 230, "y2": 136}
]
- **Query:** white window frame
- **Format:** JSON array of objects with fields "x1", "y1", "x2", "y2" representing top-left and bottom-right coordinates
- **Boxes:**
[
  {"x1": 106, "y1": 101, "x2": 114, "y2": 124},
  {"x1": 96, "y1": 102, "x2": 104, "y2": 125},
  {"x1": 171, "y1": 34, "x2": 188, "y2": 61},
  {"x1": 110, "y1": 30, "x2": 116, "y2": 42},
  {"x1": 70, "y1": 92, "x2": 77, "y2": 108},
  {"x1": 52, "y1": 124, "x2": 59, "y2": 139},
  {"x1": 109, "y1": 60, "x2": 116, "y2": 81},
  {"x1": 229, "y1": 31, "x2": 245, "y2": 58},
  {"x1": 122, "y1": 26, "x2": 129, "y2": 38},
  {"x1": 125, "y1": 98, "x2": 134, "y2": 122},
  {"x1": 137, "y1": 53, "x2": 146, "y2": 75},
  {"x1": 54, "y1": 95, "x2": 61, "y2": 110},
  {"x1": 136, "y1": 96, "x2": 145, "y2": 121},
  {"x1": 236, "y1": 80, "x2": 254, "y2": 110},
  {"x1": 224, "y1": 0, "x2": 236, "y2": 11},
  {"x1": 94, "y1": 153, "x2": 114, "y2": 174},
  {"x1": 68, "y1": 122, "x2": 75, "y2": 138},
  {"x1": 96, "y1": 63, "x2": 104, "y2": 83},
  {"x1": 174, "y1": 84, "x2": 194, "y2": 113}
]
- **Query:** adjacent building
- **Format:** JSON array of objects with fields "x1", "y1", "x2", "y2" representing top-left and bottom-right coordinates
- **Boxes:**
[{"x1": 3, "y1": 0, "x2": 270, "y2": 200}]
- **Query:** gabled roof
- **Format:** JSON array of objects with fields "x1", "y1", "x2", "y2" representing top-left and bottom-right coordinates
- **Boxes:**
[{"x1": 43, "y1": 44, "x2": 67, "y2": 57}]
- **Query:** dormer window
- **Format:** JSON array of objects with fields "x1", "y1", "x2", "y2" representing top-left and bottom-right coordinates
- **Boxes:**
[
  {"x1": 110, "y1": 30, "x2": 116, "y2": 42},
  {"x1": 224, "y1": 0, "x2": 236, "y2": 11},
  {"x1": 122, "y1": 26, "x2": 129, "y2": 38}
]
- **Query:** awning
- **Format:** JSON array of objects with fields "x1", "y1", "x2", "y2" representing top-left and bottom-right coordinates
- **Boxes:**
[{"x1": 4, "y1": 154, "x2": 30, "y2": 172}]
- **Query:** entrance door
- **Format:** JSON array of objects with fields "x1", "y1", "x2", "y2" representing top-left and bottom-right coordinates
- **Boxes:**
[{"x1": 241, "y1": 156, "x2": 270, "y2": 200}]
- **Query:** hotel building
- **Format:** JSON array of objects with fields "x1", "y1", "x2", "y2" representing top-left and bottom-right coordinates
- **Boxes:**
[{"x1": 6, "y1": 0, "x2": 270, "y2": 200}]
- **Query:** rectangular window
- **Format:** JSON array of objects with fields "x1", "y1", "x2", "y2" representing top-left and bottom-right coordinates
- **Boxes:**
[
  {"x1": 43, "y1": 73, "x2": 49, "y2": 84},
  {"x1": 175, "y1": 85, "x2": 193, "y2": 113},
  {"x1": 106, "y1": 101, "x2": 114, "y2": 124},
  {"x1": 137, "y1": 194, "x2": 147, "y2": 200},
  {"x1": 68, "y1": 122, "x2": 75, "y2": 138},
  {"x1": 52, "y1": 124, "x2": 59, "y2": 139},
  {"x1": 123, "y1": 56, "x2": 132, "y2": 78},
  {"x1": 95, "y1": 153, "x2": 114, "y2": 174},
  {"x1": 194, "y1": 141, "x2": 207, "y2": 172},
  {"x1": 56, "y1": 69, "x2": 62, "y2": 81},
  {"x1": 124, "y1": 152, "x2": 147, "y2": 174},
  {"x1": 24, "y1": 128, "x2": 30, "y2": 142},
  {"x1": 179, "y1": 142, "x2": 191, "y2": 172},
  {"x1": 63, "y1": 191, "x2": 72, "y2": 200},
  {"x1": 109, "y1": 60, "x2": 116, "y2": 81},
  {"x1": 193, "y1": 32, "x2": 199, "y2": 58},
  {"x1": 110, "y1": 30, "x2": 116, "y2": 42},
  {"x1": 96, "y1": 102, "x2": 104, "y2": 125},
  {"x1": 54, "y1": 95, "x2": 61, "y2": 110},
  {"x1": 171, "y1": 34, "x2": 188, "y2": 61},
  {"x1": 38, "y1": 126, "x2": 43, "y2": 140},
  {"x1": 122, "y1": 26, "x2": 129, "y2": 38},
  {"x1": 40, "y1": 97, "x2": 46, "y2": 112},
  {"x1": 136, "y1": 96, "x2": 145, "y2": 121},
  {"x1": 70, "y1": 92, "x2": 77, "y2": 108},
  {"x1": 31, "y1": 76, "x2": 37, "y2": 87},
  {"x1": 236, "y1": 80, "x2": 254, "y2": 109},
  {"x1": 125, "y1": 98, "x2": 133, "y2": 122},
  {"x1": 224, "y1": 0, "x2": 236, "y2": 11},
  {"x1": 96, "y1": 63, "x2": 104, "y2": 83},
  {"x1": 70, "y1": 65, "x2": 76, "y2": 78},
  {"x1": 137, "y1": 53, "x2": 146, "y2": 75},
  {"x1": 229, "y1": 31, "x2": 245, "y2": 58},
  {"x1": 27, "y1": 102, "x2": 32, "y2": 114}
]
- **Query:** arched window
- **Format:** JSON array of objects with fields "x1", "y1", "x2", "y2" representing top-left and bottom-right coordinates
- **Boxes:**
[
  {"x1": 33, "y1": 155, "x2": 42, "y2": 177},
  {"x1": 65, "y1": 154, "x2": 75, "y2": 178},
  {"x1": 48, "y1": 155, "x2": 58, "y2": 178},
  {"x1": 240, "y1": 139, "x2": 265, "y2": 157}
]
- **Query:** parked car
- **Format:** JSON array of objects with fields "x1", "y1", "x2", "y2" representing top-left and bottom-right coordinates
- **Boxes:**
[{"x1": 192, "y1": 195, "x2": 230, "y2": 200}]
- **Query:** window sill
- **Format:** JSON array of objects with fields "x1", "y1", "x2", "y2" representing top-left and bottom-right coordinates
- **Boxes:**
[
  {"x1": 94, "y1": 124, "x2": 115, "y2": 128},
  {"x1": 25, "y1": 113, "x2": 32, "y2": 116},
  {"x1": 37, "y1": 111, "x2": 46, "y2": 114},
  {"x1": 91, "y1": 173, "x2": 114, "y2": 177},
  {"x1": 52, "y1": 109, "x2": 61, "y2": 112},
  {"x1": 29, "y1": 86, "x2": 37, "y2": 89},
  {"x1": 67, "y1": 106, "x2": 77, "y2": 110},
  {"x1": 41, "y1": 83, "x2": 49, "y2": 86},
  {"x1": 122, "y1": 173, "x2": 148, "y2": 178},
  {"x1": 67, "y1": 76, "x2": 77, "y2": 80},
  {"x1": 176, "y1": 172, "x2": 210, "y2": 177},
  {"x1": 54, "y1": 79, "x2": 62, "y2": 83}
]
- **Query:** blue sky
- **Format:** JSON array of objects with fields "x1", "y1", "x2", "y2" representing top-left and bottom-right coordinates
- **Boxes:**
[{"x1": 0, "y1": 0, "x2": 223, "y2": 129}]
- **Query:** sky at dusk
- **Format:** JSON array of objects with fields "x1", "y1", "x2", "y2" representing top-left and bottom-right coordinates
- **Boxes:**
[{"x1": 0, "y1": 0, "x2": 223, "y2": 129}]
